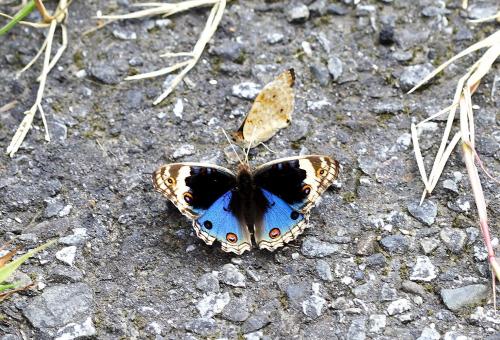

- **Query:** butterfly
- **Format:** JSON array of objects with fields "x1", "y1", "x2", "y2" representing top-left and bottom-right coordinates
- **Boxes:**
[
  {"x1": 152, "y1": 155, "x2": 339, "y2": 255},
  {"x1": 232, "y1": 68, "x2": 295, "y2": 148}
]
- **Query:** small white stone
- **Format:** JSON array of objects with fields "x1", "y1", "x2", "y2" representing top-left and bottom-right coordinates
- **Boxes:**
[
  {"x1": 301, "y1": 41, "x2": 313, "y2": 57},
  {"x1": 387, "y1": 298, "x2": 411, "y2": 316},
  {"x1": 209, "y1": 79, "x2": 217, "y2": 85},
  {"x1": 196, "y1": 292, "x2": 230, "y2": 318},
  {"x1": 76, "y1": 69, "x2": 87, "y2": 78},
  {"x1": 291, "y1": 252, "x2": 300, "y2": 260},
  {"x1": 186, "y1": 245, "x2": 196, "y2": 252},
  {"x1": 56, "y1": 246, "x2": 77, "y2": 266},
  {"x1": 417, "y1": 324, "x2": 440, "y2": 340},
  {"x1": 58, "y1": 205, "x2": 72, "y2": 217},
  {"x1": 410, "y1": 256, "x2": 437, "y2": 282},
  {"x1": 173, "y1": 98, "x2": 184, "y2": 119},
  {"x1": 369, "y1": 314, "x2": 386, "y2": 333},
  {"x1": 55, "y1": 317, "x2": 96, "y2": 340}
]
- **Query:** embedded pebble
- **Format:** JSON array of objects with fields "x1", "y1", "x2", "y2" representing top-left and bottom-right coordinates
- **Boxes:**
[
  {"x1": 56, "y1": 246, "x2": 77, "y2": 266},
  {"x1": 327, "y1": 4, "x2": 349, "y2": 15},
  {"x1": 347, "y1": 317, "x2": 366, "y2": 340},
  {"x1": 44, "y1": 197, "x2": 65, "y2": 218},
  {"x1": 468, "y1": 4, "x2": 498, "y2": 20},
  {"x1": 402, "y1": 280, "x2": 427, "y2": 297},
  {"x1": 196, "y1": 292, "x2": 230, "y2": 318},
  {"x1": 379, "y1": 235, "x2": 409, "y2": 254},
  {"x1": 443, "y1": 179, "x2": 459, "y2": 193},
  {"x1": 185, "y1": 318, "x2": 217, "y2": 336},
  {"x1": 315, "y1": 260, "x2": 333, "y2": 281},
  {"x1": 417, "y1": 325, "x2": 440, "y2": 340},
  {"x1": 231, "y1": 82, "x2": 262, "y2": 100},
  {"x1": 266, "y1": 32, "x2": 284, "y2": 44},
  {"x1": 327, "y1": 56, "x2": 343, "y2": 81},
  {"x1": 440, "y1": 228, "x2": 467, "y2": 254},
  {"x1": 112, "y1": 28, "x2": 137, "y2": 40},
  {"x1": 369, "y1": 314, "x2": 386, "y2": 333},
  {"x1": 441, "y1": 285, "x2": 489, "y2": 311},
  {"x1": 365, "y1": 253, "x2": 386, "y2": 267},
  {"x1": 379, "y1": 25, "x2": 395, "y2": 45},
  {"x1": 242, "y1": 312, "x2": 271, "y2": 334},
  {"x1": 356, "y1": 232, "x2": 377, "y2": 255},
  {"x1": 54, "y1": 317, "x2": 96, "y2": 340},
  {"x1": 221, "y1": 264, "x2": 246, "y2": 288},
  {"x1": 410, "y1": 256, "x2": 437, "y2": 282},
  {"x1": 172, "y1": 144, "x2": 195, "y2": 159},
  {"x1": 310, "y1": 63, "x2": 330, "y2": 86},
  {"x1": 301, "y1": 237, "x2": 339, "y2": 258},
  {"x1": 407, "y1": 200, "x2": 437, "y2": 226},
  {"x1": 380, "y1": 283, "x2": 398, "y2": 301},
  {"x1": 387, "y1": 298, "x2": 411, "y2": 316},
  {"x1": 210, "y1": 41, "x2": 243, "y2": 62},
  {"x1": 287, "y1": 4, "x2": 310, "y2": 23},
  {"x1": 222, "y1": 296, "x2": 250, "y2": 322},
  {"x1": 89, "y1": 64, "x2": 120, "y2": 84},
  {"x1": 302, "y1": 284, "x2": 325, "y2": 319},
  {"x1": 59, "y1": 228, "x2": 88, "y2": 246},
  {"x1": 420, "y1": 237, "x2": 440, "y2": 254},
  {"x1": 399, "y1": 63, "x2": 434, "y2": 92}
]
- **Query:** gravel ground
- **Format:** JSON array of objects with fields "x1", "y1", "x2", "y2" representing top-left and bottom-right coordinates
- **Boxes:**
[{"x1": 1, "y1": 0, "x2": 499, "y2": 339}]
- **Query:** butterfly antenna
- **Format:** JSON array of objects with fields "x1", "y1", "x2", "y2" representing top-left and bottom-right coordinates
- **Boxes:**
[
  {"x1": 259, "y1": 142, "x2": 276, "y2": 154},
  {"x1": 244, "y1": 126, "x2": 258, "y2": 166},
  {"x1": 220, "y1": 127, "x2": 244, "y2": 166}
]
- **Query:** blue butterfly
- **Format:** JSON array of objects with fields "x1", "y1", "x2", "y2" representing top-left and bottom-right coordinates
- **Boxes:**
[{"x1": 152, "y1": 156, "x2": 339, "y2": 255}]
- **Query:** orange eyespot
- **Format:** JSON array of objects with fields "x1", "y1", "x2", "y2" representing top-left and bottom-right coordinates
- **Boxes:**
[
  {"x1": 302, "y1": 184, "x2": 311, "y2": 195},
  {"x1": 226, "y1": 233, "x2": 238, "y2": 243},
  {"x1": 269, "y1": 228, "x2": 281, "y2": 239},
  {"x1": 167, "y1": 177, "x2": 174, "y2": 184},
  {"x1": 183, "y1": 192, "x2": 193, "y2": 204},
  {"x1": 319, "y1": 169, "x2": 326, "y2": 176}
]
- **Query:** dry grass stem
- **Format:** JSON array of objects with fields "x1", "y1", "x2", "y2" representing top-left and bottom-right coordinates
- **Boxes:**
[
  {"x1": 5, "y1": 0, "x2": 69, "y2": 157},
  {"x1": 409, "y1": 29, "x2": 500, "y2": 306},
  {"x1": 96, "y1": 0, "x2": 227, "y2": 105}
]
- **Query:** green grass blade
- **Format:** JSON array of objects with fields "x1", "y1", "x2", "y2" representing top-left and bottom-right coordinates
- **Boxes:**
[
  {"x1": 0, "y1": 239, "x2": 56, "y2": 283},
  {"x1": 0, "y1": 0, "x2": 36, "y2": 36},
  {"x1": 0, "y1": 283, "x2": 17, "y2": 292}
]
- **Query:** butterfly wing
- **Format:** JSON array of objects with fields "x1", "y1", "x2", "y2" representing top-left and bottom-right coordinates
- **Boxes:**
[
  {"x1": 153, "y1": 163, "x2": 252, "y2": 254},
  {"x1": 255, "y1": 189, "x2": 307, "y2": 251},
  {"x1": 194, "y1": 191, "x2": 252, "y2": 255},
  {"x1": 233, "y1": 68, "x2": 295, "y2": 147},
  {"x1": 252, "y1": 155, "x2": 339, "y2": 250}
]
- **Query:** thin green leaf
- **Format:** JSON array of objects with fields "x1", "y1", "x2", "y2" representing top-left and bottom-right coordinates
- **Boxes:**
[
  {"x1": 0, "y1": 283, "x2": 17, "y2": 292},
  {"x1": 0, "y1": 0, "x2": 36, "y2": 36},
  {"x1": 0, "y1": 239, "x2": 56, "y2": 283}
]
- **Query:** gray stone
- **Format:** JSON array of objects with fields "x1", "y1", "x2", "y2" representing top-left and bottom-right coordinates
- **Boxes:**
[
  {"x1": 231, "y1": 82, "x2": 262, "y2": 100},
  {"x1": 327, "y1": 56, "x2": 343, "y2": 81},
  {"x1": 316, "y1": 259, "x2": 333, "y2": 281},
  {"x1": 242, "y1": 313, "x2": 271, "y2": 334},
  {"x1": 421, "y1": 6, "x2": 449, "y2": 17},
  {"x1": 308, "y1": 0, "x2": 327, "y2": 16},
  {"x1": 59, "y1": 228, "x2": 88, "y2": 246},
  {"x1": 380, "y1": 283, "x2": 398, "y2": 301},
  {"x1": 222, "y1": 296, "x2": 249, "y2": 322},
  {"x1": 387, "y1": 298, "x2": 411, "y2": 316},
  {"x1": 210, "y1": 41, "x2": 243, "y2": 62},
  {"x1": 468, "y1": 4, "x2": 498, "y2": 20},
  {"x1": 112, "y1": 28, "x2": 137, "y2": 40},
  {"x1": 399, "y1": 63, "x2": 434, "y2": 92},
  {"x1": 410, "y1": 256, "x2": 437, "y2": 282},
  {"x1": 420, "y1": 237, "x2": 439, "y2": 254},
  {"x1": 44, "y1": 197, "x2": 64, "y2": 218},
  {"x1": 196, "y1": 272, "x2": 220, "y2": 293},
  {"x1": 266, "y1": 32, "x2": 284, "y2": 45},
  {"x1": 440, "y1": 228, "x2": 467, "y2": 254},
  {"x1": 89, "y1": 63, "x2": 120, "y2": 84},
  {"x1": 379, "y1": 235, "x2": 409, "y2": 254},
  {"x1": 128, "y1": 57, "x2": 143, "y2": 66},
  {"x1": 185, "y1": 318, "x2": 217, "y2": 336},
  {"x1": 401, "y1": 280, "x2": 427, "y2": 297},
  {"x1": 441, "y1": 284, "x2": 489, "y2": 311},
  {"x1": 365, "y1": 253, "x2": 386, "y2": 267},
  {"x1": 327, "y1": 4, "x2": 349, "y2": 15},
  {"x1": 196, "y1": 292, "x2": 230, "y2": 318},
  {"x1": 302, "y1": 285, "x2": 326, "y2": 319},
  {"x1": 221, "y1": 264, "x2": 246, "y2": 288},
  {"x1": 392, "y1": 50, "x2": 413, "y2": 62},
  {"x1": 124, "y1": 90, "x2": 143, "y2": 109},
  {"x1": 408, "y1": 200, "x2": 437, "y2": 226},
  {"x1": 48, "y1": 265, "x2": 84, "y2": 283},
  {"x1": 301, "y1": 237, "x2": 339, "y2": 258},
  {"x1": 55, "y1": 246, "x2": 77, "y2": 266},
  {"x1": 418, "y1": 326, "x2": 440, "y2": 340},
  {"x1": 23, "y1": 283, "x2": 93, "y2": 330},
  {"x1": 172, "y1": 144, "x2": 195, "y2": 159},
  {"x1": 54, "y1": 316, "x2": 96, "y2": 340},
  {"x1": 356, "y1": 232, "x2": 377, "y2": 255},
  {"x1": 347, "y1": 317, "x2": 366, "y2": 340},
  {"x1": 287, "y1": 4, "x2": 310, "y2": 23},
  {"x1": 310, "y1": 63, "x2": 330, "y2": 87},
  {"x1": 368, "y1": 314, "x2": 386, "y2": 333},
  {"x1": 372, "y1": 102, "x2": 405, "y2": 115},
  {"x1": 443, "y1": 179, "x2": 459, "y2": 193}
]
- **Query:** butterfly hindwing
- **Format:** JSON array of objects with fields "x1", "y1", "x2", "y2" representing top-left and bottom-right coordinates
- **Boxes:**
[
  {"x1": 233, "y1": 69, "x2": 295, "y2": 147},
  {"x1": 254, "y1": 155, "x2": 340, "y2": 214},
  {"x1": 194, "y1": 191, "x2": 252, "y2": 255},
  {"x1": 152, "y1": 163, "x2": 237, "y2": 219},
  {"x1": 255, "y1": 189, "x2": 307, "y2": 251}
]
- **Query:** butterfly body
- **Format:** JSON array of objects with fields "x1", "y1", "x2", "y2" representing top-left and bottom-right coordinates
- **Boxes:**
[{"x1": 153, "y1": 155, "x2": 339, "y2": 255}]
